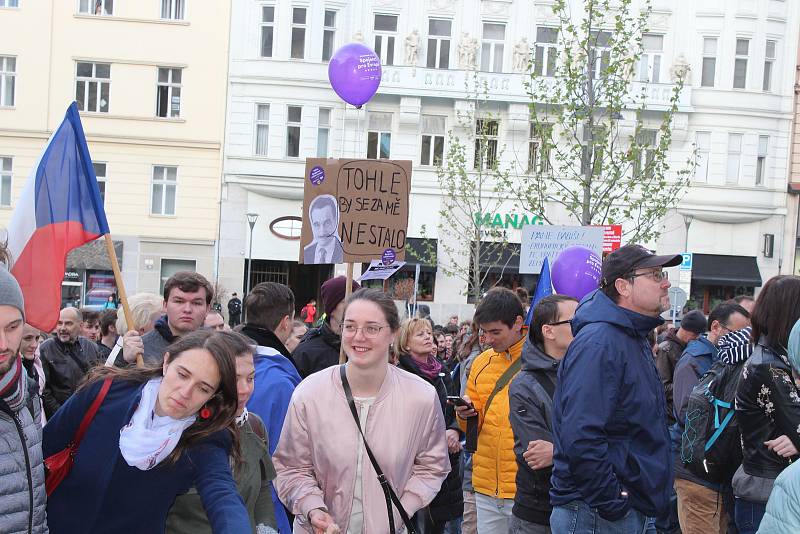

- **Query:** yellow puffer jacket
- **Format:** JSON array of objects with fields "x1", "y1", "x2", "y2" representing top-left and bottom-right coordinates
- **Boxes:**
[{"x1": 462, "y1": 336, "x2": 524, "y2": 499}]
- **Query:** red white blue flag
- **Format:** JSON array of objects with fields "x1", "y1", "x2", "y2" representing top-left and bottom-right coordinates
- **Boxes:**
[{"x1": 8, "y1": 102, "x2": 109, "y2": 331}]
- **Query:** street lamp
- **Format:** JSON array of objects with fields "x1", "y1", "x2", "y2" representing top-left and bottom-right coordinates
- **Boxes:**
[{"x1": 246, "y1": 212, "x2": 259, "y2": 296}]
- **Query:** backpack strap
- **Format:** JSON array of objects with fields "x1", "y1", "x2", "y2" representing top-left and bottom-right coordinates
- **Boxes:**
[{"x1": 529, "y1": 369, "x2": 556, "y2": 399}]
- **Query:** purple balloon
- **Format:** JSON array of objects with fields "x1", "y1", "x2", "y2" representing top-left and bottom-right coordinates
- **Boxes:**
[
  {"x1": 328, "y1": 43, "x2": 382, "y2": 108},
  {"x1": 551, "y1": 246, "x2": 602, "y2": 300}
]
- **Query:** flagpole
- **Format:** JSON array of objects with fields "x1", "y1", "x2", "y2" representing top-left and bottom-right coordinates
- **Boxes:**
[
  {"x1": 338, "y1": 262, "x2": 354, "y2": 364},
  {"x1": 103, "y1": 234, "x2": 142, "y2": 366}
]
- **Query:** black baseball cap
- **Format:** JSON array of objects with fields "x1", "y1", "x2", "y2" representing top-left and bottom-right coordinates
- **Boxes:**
[
  {"x1": 600, "y1": 245, "x2": 682, "y2": 288},
  {"x1": 680, "y1": 310, "x2": 708, "y2": 335}
]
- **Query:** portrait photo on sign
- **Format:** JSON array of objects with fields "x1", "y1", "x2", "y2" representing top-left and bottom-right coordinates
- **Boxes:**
[{"x1": 303, "y1": 194, "x2": 344, "y2": 264}]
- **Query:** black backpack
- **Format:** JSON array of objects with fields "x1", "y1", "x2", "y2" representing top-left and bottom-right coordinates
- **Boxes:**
[{"x1": 680, "y1": 360, "x2": 745, "y2": 484}]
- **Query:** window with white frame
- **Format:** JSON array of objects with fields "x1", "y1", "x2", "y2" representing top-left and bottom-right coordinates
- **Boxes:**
[
  {"x1": 317, "y1": 108, "x2": 330, "y2": 157},
  {"x1": 322, "y1": 10, "x2": 337, "y2": 61},
  {"x1": 588, "y1": 31, "x2": 611, "y2": 79},
  {"x1": 260, "y1": 6, "x2": 274, "y2": 58},
  {"x1": 633, "y1": 129, "x2": 657, "y2": 179},
  {"x1": 291, "y1": 7, "x2": 307, "y2": 59},
  {"x1": 639, "y1": 34, "x2": 662, "y2": 83},
  {"x1": 0, "y1": 157, "x2": 11, "y2": 207},
  {"x1": 79, "y1": 0, "x2": 113, "y2": 15},
  {"x1": 763, "y1": 40, "x2": 776, "y2": 92},
  {"x1": 160, "y1": 259, "x2": 196, "y2": 293},
  {"x1": 528, "y1": 123, "x2": 552, "y2": 174},
  {"x1": 733, "y1": 38, "x2": 749, "y2": 89},
  {"x1": 426, "y1": 18, "x2": 451, "y2": 69},
  {"x1": 255, "y1": 104, "x2": 270, "y2": 156},
  {"x1": 726, "y1": 133, "x2": 742, "y2": 184},
  {"x1": 756, "y1": 135, "x2": 768, "y2": 186},
  {"x1": 420, "y1": 115, "x2": 445, "y2": 166},
  {"x1": 93, "y1": 162, "x2": 107, "y2": 203},
  {"x1": 373, "y1": 14, "x2": 397, "y2": 66},
  {"x1": 701, "y1": 37, "x2": 717, "y2": 87},
  {"x1": 286, "y1": 105, "x2": 302, "y2": 158},
  {"x1": 156, "y1": 67, "x2": 181, "y2": 118},
  {"x1": 534, "y1": 27, "x2": 558, "y2": 77},
  {"x1": 481, "y1": 23, "x2": 505, "y2": 73},
  {"x1": 0, "y1": 56, "x2": 15, "y2": 107},
  {"x1": 161, "y1": 0, "x2": 184, "y2": 20},
  {"x1": 694, "y1": 131, "x2": 710, "y2": 182},
  {"x1": 474, "y1": 119, "x2": 499, "y2": 170},
  {"x1": 367, "y1": 112, "x2": 392, "y2": 159},
  {"x1": 0, "y1": 0, "x2": 19, "y2": 6},
  {"x1": 151, "y1": 166, "x2": 177, "y2": 215},
  {"x1": 75, "y1": 62, "x2": 110, "y2": 113}
]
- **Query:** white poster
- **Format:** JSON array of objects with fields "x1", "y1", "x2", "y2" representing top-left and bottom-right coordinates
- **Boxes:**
[
  {"x1": 520, "y1": 225, "x2": 604, "y2": 274},
  {"x1": 357, "y1": 260, "x2": 407, "y2": 282}
]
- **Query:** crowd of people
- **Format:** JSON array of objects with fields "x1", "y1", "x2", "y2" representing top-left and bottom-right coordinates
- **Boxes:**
[{"x1": 3, "y1": 242, "x2": 800, "y2": 534}]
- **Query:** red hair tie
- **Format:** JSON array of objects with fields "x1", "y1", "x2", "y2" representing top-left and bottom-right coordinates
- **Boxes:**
[{"x1": 199, "y1": 407, "x2": 212, "y2": 419}]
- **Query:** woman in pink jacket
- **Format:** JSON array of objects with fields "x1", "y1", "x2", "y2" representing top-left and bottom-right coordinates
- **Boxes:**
[{"x1": 273, "y1": 288, "x2": 451, "y2": 533}]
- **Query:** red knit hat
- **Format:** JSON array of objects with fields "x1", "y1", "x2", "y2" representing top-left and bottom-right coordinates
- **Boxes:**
[{"x1": 320, "y1": 276, "x2": 361, "y2": 316}]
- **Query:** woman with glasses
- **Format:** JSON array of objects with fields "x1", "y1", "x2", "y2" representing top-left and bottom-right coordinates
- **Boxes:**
[{"x1": 273, "y1": 288, "x2": 450, "y2": 533}]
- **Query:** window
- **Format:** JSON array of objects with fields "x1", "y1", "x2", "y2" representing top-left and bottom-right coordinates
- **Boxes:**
[
  {"x1": 75, "y1": 62, "x2": 110, "y2": 113},
  {"x1": 726, "y1": 133, "x2": 742, "y2": 184},
  {"x1": 763, "y1": 40, "x2": 776, "y2": 92},
  {"x1": 286, "y1": 105, "x2": 302, "y2": 158},
  {"x1": 0, "y1": 0, "x2": 19, "y2": 6},
  {"x1": 589, "y1": 31, "x2": 611, "y2": 79},
  {"x1": 481, "y1": 23, "x2": 505, "y2": 73},
  {"x1": 474, "y1": 119, "x2": 499, "y2": 170},
  {"x1": 291, "y1": 7, "x2": 307, "y2": 59},
  {"x1": 639, "y1": 34, "x2": 663, "y2": 83},
  {"x1": 701, "y1": 37, "x2": 717, "y2": 87},
  {"x1": 734, "y1": 38, "x2": 749, "y2": 89},
  {"x1": 694, "y1": 131, "x2": 710, "y2": 182},
  {"x1": 317, "y1": 108, "x2": 330, "y2": 157},
  {"x1": 534, "y1": 27, "x2": 558, "y2": 77},
  {"x1": 426, "y1": 18, "x2": 451, "y2": 69},
  {"x1": 420, "y1": 115, "x2": 445, "y2": 166},
  {"x1": 160, "y1": 259, "x2": 196, "y2": 293},
  {"x1": 322, "y1": 10, "x2": 336, "y2": 61},
  {"x1": 255, "y1": 104, "x2": 270, "y2": 156},
  {"x1": 756, "y1": 135, "x2": 768, "y2": 185},
  {"x1": 633, "y1": 129, "x2": 657, "y2": 179},
  {"x1": 260, "y1": 6, "x2": 274, "y2": 58},
  {"x1": 528, "y1": 123, "x2": 552, "y2": 174},
  {"x1": 0, "y1": 157, "x2": 11, "y2": 207},
  {"x1": 367, "y1": 112, "x2": 392, "y2": 159},
  {"x1": 156, "y1": 67, "x2": 181, "y2": 118},
  {"x1": 151, "y1": 166, "x2": 177, "y2": 215},
  {"x1": 161, "y1": 0, "x2": 184, "y2": 20},
  {"x1": 374, "y1": 14, "x2": 397, "y2": 66},
  {"x1": 93, "y1": 162, "x2": 107, "y2": 203},
  {"x1": 79, "y1": 0, "x2": 113, "y2": 15},
  {"x1": 0, "y1": 56, "x2": 15, "y2": 107}
]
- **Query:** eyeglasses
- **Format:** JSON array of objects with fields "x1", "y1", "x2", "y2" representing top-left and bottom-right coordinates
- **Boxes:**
[
  {"x1": 547, "y1": 319, "x2": 573, "y2": 327},
  {"x1": 341, "y1": 323, "x2": 389, "y2": 338},
  {"x1": 627, "y1": 269, "x2": 669, "y2": 283}
]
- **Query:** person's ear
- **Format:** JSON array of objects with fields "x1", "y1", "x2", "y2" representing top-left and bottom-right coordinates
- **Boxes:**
[
  {"x1": 614, "y1": 277, "x2": 631, "y2": 298},
  {"x1": 542, "y1": 324, "x2": 555, "y2": 341},
  {"x1": 514, "y1": 315, "x2": 524, "y2": 331}
]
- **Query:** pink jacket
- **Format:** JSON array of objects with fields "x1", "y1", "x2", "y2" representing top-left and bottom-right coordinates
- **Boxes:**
[{"x1": 273, "y1": 364, "x2": 450, "y2": 533}]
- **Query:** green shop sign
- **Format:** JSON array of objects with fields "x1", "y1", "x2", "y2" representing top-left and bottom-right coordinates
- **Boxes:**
[{"x1": 474, "y1": 212, "x2": 545, "y2": 229}]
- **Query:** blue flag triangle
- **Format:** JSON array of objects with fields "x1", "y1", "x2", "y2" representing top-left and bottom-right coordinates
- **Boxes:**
[{"x1": 525, "y1": 256, "x2": 553, "y2": 326}]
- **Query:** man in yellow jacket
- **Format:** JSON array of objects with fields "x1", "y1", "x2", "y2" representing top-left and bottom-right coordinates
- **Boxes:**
[{"x1": 455, "y1": 287, "x2": 526, "y2": 533}]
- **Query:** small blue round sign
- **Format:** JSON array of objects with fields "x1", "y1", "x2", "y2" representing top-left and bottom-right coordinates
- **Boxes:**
[
  {"x1": 309, "y1": 166, "x2": 325, "y2": 186},
  {"x1": 382, "y1": 248, "x2": 396, "y2": 266}
]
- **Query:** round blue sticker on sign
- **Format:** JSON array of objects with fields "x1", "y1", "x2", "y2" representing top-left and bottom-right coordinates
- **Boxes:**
[
  {"x1": 309, "y1": 166, "x2": 325, "y2": 186},
  {"x1": 382, "y1": 248, "x2": 396, "y2": 266}
]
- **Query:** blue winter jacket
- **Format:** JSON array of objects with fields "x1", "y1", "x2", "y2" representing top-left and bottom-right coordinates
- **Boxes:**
[
  {"x1": 246, "y1": 346, "x2": 302, "y2": 534},
  {"x1": 550, "y1": 290, "x2": 673, "y2": 521},
  {"x1": 43, "y1": 379, "x2": 249, "y2": 534}
]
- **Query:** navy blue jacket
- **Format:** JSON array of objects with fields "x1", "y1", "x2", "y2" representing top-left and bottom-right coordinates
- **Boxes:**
[
  {"x1": 43, "y1": 379, "x2": 250, "y2": 534},
  {"x1": 550, "y1": 290, "x2": 672, "y2": 521}
]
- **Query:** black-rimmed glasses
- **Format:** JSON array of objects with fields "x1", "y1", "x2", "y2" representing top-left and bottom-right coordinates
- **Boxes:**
[{"x1": 548, "y1": 319, "x2": 572, "y2": 327}]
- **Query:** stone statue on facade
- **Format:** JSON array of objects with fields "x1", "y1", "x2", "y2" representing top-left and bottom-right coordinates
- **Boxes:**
[
  {"x1": 513, "y1": 38, "x2": 530, "y2": 72},
  {"x1": 670, "y1": 53, "x2": 691, "y2": 84},
  {"x1": 405, "y1": 30, "x2": 420, "y2": 66},
  {"x1": 457, "y1": 32, "x2": 478, "y2": 70},
  {"x1": 352, "y1": 31, "x2": 365, "y2": 43}
]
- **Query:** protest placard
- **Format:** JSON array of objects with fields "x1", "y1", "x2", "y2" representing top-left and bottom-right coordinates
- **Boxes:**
[
  {"x1": 357, "y1": 260, "x2": 407, "y2": 282},
  {"x1": 520, "y1": 225, "x2": 604, "y2": 274}
]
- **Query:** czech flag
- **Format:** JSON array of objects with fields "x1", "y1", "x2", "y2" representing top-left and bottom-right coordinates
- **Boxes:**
[{"x1": 7, "y1": 102, "x2": 109, "y2": 332}]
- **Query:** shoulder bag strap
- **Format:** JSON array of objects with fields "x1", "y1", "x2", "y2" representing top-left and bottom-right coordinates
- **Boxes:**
[
  {"x1": 73, "y1": 377, "x2": 113, "y2": 446},
  {"x1": 480, "y1": 356, "x2": 522, "y2": 429},
  {"x1": 529, "y1": 369, "x2": 556, "y2": 399},
  {"x1": 339, "y1": 365, "x2": 417, "y2": 534}
]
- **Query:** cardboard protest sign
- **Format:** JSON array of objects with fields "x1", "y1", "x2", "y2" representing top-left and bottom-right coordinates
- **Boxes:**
[
  {"x1": 300, "y1": 158, "x2": 411, "y2": 264},
  {"x1": 357, "y1": 260, "x2": 407, "y2": 282},
  {"x1": 520, "y1": 225, "x2": 604, "y2": 274}
]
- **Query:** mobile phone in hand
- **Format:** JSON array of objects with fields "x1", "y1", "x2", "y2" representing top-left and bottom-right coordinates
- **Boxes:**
[{"x1": 447, "y1": 395, "x2": 472, "y2": 408}]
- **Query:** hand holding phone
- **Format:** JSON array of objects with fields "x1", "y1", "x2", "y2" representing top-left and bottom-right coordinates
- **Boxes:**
[{"x1": 449, "y1": 395, "x2": 477, "y2": 419}]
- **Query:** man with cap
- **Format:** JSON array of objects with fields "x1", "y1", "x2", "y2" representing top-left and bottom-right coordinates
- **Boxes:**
[
  {"x1": 549, "y1": 244, "x2": 682, "y2": 533},
  {"x1": 293, "y1": 276, "x2": 360, "y2": 379},
  {"x1": 0, "y1": 258, "x2": 48, "y2": 533}
]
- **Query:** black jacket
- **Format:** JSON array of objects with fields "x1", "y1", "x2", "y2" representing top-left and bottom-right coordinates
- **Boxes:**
[
  {"x1": 736, "y1": 339, "x2": 800, "y2": 479},
  {"x1": 293, "y1": 322, "x2": 341, "y2": 379},
  {"x1": 227, "y1": 298, "x2": 242, "y2": 316},
  {"x1": 239, "y1": 324, "x2": 298, "y2": 374},
  {"x1": 654, "y1": 330, "x2": 688, "y2": 426},
  {"x1": 397, "y1": 354, "x2": 463, "y2": 522},
  {"x1": 39, "y1": 336, "x2": 101, "y2": 419},
  {"x1": 509, "y1": 337, "x2": 559, "y2": 525}
]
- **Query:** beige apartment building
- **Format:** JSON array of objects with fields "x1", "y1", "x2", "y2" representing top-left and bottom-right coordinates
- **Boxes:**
[{"x1": 0, "y1": 0, "x2": 230, "y2": 308}]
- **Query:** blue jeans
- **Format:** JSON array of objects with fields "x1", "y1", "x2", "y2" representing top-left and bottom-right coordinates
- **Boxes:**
[
  {"x1": 733, "y1": 498, "x2": 766, "y2": 534},
  {"x1": 550, "y1": 501, "x2": 656, "y2": 534}
]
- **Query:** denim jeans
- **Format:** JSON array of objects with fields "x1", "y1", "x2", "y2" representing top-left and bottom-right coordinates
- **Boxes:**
[
  {"x1": 550, "y1": 501, "x2": 656, "y2": 534},
  {"x1": 733, "y1": 498, "x2": 766, "y2": 534}
]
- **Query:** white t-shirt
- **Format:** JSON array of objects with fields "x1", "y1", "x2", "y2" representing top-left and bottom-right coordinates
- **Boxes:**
[{"x1": 347, "y1": 396, "x2": 376, "y2": 534}]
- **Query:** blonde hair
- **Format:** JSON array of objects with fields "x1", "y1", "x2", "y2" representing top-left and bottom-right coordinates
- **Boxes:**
[
  {"x1": 116, "y1": 292, "x2": 163, "y2": 334},
  {"x1": 396, "y1": 317, "x2": 432, "y2": 355}
]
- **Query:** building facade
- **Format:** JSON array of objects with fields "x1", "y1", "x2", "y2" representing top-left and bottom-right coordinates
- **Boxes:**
[
  {"x1": 0, "y1": 0, "x2": 230, "y2": 308},
  {"x1": 217, "y1": 0, "x2": 799, "y2": 319}
]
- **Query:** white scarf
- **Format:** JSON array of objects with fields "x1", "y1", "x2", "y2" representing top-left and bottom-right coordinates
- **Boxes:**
[{"x1": 119, "y1": 378, "x2": 196, "y2": 470}]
